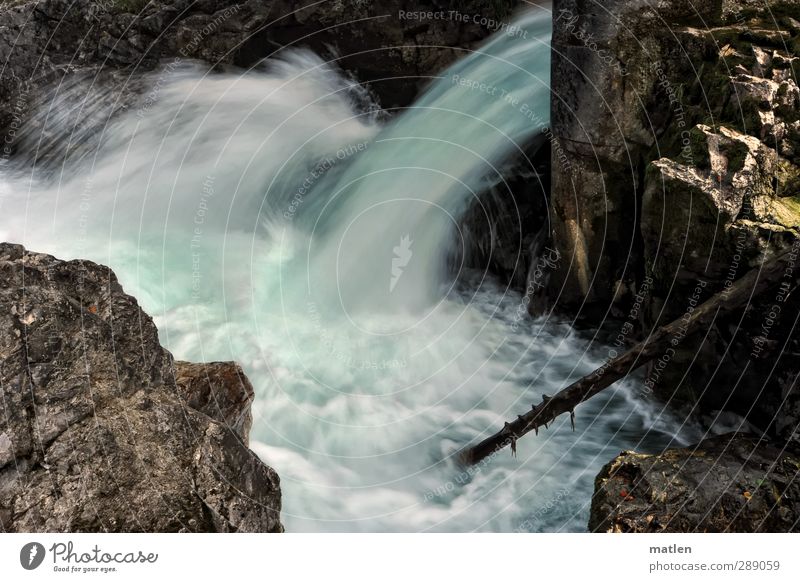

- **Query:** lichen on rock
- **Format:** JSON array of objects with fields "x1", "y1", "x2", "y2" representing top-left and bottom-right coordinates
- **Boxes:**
[{"x1": 590, "y1": 433, "x2": 800, "y2": 533}]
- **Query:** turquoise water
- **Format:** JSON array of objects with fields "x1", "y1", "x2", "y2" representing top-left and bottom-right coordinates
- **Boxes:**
[{"x1": 0, "y1": 7, "x2": 702, "y2": 531}]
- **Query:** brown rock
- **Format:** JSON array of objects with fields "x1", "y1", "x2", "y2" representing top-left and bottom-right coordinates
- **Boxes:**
[{"x1": 173, "y1": 361, "x2": 254, "y2": 444}]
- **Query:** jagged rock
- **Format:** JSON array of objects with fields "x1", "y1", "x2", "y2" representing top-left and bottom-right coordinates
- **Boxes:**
[
  {"x1": 0, "y1": 243, "x2": 282, "y2": 532},
  {"x1": 590, "y1": 433, "x2": 800, "y2": 532},
  {"x1": 548, "y1": 0, "x2": 800, "y2": 310},
  {"x1": 751, "y1": 45, "x2": 771, "y2": 76},
  {"x1": 640, "y1": 121, "x2": 800, "y2": 440},
  {"x1": 773, "y1": 51, "x2": 798, "y2": 70},
  {"x1": 173, "y1": 361, "x2": 254, "y2": 444},
  {"x1": 548, "y1": 0, "x2": 800, "y2": 444},
  {"x1": 642, "y1": 123, "x2": 794, "y2": 279},
  {"x1": 730, "y1": 73, "x2": 800, "y2": 144}
]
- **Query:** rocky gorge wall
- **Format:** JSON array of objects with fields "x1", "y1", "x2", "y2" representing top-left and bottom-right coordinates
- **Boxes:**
[
  {"x1": 546, "y1": 0, "x2": 800, "y2": 442},
  {"x1": 0, "y1": 0, "x2": 518, "y2": 151},
  {"x1": 543, "y1": 0, "x2": 800, "y2": 531}
]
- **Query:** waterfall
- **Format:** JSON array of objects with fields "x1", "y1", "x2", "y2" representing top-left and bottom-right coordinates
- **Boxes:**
[
  {"x1": 0, "y1": 7, "x2": 699, "y2": 532},
  {"x1": 294, "y1": 9, "x2": 552, "y2": 315}
]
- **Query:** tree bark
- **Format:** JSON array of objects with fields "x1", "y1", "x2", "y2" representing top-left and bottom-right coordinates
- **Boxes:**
[{"x1": 459, "y1": 249, "x2": 798, "y2": 466}]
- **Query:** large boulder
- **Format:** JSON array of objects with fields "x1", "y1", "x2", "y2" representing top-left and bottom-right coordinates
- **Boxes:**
[
  {"x1": 590, "y1": 433, "x2": 800, "y2": 532},
  {"x1": 0, "y1": 243, "x2": 282, "y2": 532}
]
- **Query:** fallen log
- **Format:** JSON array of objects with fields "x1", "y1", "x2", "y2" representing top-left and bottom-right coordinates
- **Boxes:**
[{"x1": 460, "y1": 248, "x2": 798, "y2": 466}]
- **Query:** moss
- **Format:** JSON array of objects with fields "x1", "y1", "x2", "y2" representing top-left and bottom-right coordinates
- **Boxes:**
[
  {"x1": 741, "y1": 28, "x2": 792, "y2": 47},
  {"x1": 675, "y1": 23, "x2": 794, "y2": 134},
  {"x1": 762, "y1": 3, "x2": 800, "y2": 22},
  {"x1": 710, "y1": 27, "x2": 748, "y2": 51},
  {"x1": 776, "y1": 159, "x2": 800, "y2": 198},
  {"x1": 775, "y1": 196, "x2": 800, "y2": 227},
  {"x1": 644, "y1": 18, "x2": 798, "y2": 208},
  {"x1": 729, "y1": 3, "x2": 800, "y2": 27},
  {"x1": 729, "y1": 99, "x2": 764, "y2": 136},
  {"x1": 700, "y1": 67, "x2": 740, "y2": 124},
  {"x1": 748, "y1": 196, "x2": 800, "y2": 229}
]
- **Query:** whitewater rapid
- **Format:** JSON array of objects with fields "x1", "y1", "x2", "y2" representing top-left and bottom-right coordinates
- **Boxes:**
[{"x1": 0, "y1": 7, "x2": 706, "y2": 531}]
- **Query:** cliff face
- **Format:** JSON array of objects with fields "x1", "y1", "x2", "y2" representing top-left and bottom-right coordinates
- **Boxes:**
[
  {"x1": 548, "y1": 0, "x2": 800, "y2": 441},
  {"x1": 0, "y1": 0, "x2": 518, "y2": 143},
  {"x1": 0, "y1": 243, "x2": 282, "y2": 532}
]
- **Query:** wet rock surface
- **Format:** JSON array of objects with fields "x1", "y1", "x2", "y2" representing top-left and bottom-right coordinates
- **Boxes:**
[
  {"x1": 0, "y1": 0, "x2": 519, "y2": 143},
  {"x1": 0, "y1": 242, "x2": 282, "y2": 532},
  {"x1": 590, "y1": 433, "x2": 800, "y2": 532}
]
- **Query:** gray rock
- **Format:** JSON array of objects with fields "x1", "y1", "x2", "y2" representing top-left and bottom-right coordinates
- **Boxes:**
[
  {"x1": 641, "y1": 123, "x2": 793, "y2": 284},
  {"x1": 0, "y1": 0, "x2": 519, "y2": 147},
  {"x1": 590, "y1": 433, "x2": 800, "y2": 532},
  {"x1": 0, "y1": 242, "x2": 282, "y2": 532}
]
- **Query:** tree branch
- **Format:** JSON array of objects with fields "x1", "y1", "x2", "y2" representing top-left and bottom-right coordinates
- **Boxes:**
[{"x1": 459, "y1": 248, "x2": 798, "y2": 466}]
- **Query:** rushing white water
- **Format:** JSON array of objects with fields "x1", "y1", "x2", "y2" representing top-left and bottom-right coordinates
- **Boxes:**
[
  {"x1": 299, "y1": 11, "x2": 552, "y2": 315},
  {"x1": 0, "y1": 7, "x2": 705, "y2": 531}
]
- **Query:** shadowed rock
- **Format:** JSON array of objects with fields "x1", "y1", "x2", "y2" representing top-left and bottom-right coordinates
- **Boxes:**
[
  {"x1": 0, "y1": 0, "x2": 520, "y2": 144},
  {"x1": 549, "y1": 0, "x2": 800, "y2": 443}
]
